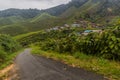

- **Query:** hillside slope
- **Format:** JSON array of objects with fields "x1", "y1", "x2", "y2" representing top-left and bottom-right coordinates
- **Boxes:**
[
  {"x1": 0, "y1": 16, "x2": 26, "y2": 27},
  {"x1": 0, "y1": 13, "x2": 65, "y2": 36},
  {"x1": 31, "y1": 13, "x2": 56, "y2": 22},
  {"x1": 72, "y1": 0, "x2": 120, "y2": 23},
  {"x1": 0, "y1": 0, "x2": 120, "y2": 35}
]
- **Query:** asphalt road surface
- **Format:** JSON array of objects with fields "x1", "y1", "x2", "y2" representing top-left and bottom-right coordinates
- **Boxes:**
[{"x1": 15, "y1": 49, "x2": 107, "y2": 80}]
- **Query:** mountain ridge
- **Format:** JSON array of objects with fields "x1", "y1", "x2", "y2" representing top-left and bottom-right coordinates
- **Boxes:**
[{"x1": 0, "y1": 0, "x2": 120, "y2": 35}]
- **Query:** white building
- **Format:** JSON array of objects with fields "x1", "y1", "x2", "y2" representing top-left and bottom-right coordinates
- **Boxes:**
[{"x1": 72, "y1": 24, "x2": 81, "y2": 27}]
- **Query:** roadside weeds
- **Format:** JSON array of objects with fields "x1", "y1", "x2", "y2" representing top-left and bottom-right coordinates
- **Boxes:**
[
  {"x1": 31, "y1": 46, "x2": 120, "y2": 80},
  {"x1": 0, "y1": 64, "x2": 19, "y2": 80}
]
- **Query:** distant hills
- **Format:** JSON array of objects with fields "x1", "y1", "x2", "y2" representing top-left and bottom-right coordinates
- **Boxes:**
[
  {"x1": 0, "y1": 13, "x2": 65, "y2": 36},
  {"x1": 0, "y1": 0, "x2": 120, "y2": 36},
  {"x1": 0, "y1": 8, "x2": 41, "y2": 27},
  {"x1": 0, "y1": 0, "x2": 120, "y2": 19},
  {"x1": 0, "y1": 8, "x2": 40, "y2": 18},
  {"x1": 41, "y1": 0, "x2": 87, "y2": 16}
]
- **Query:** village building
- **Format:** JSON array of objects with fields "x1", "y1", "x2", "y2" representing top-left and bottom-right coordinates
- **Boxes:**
[
  {"x1": 92, "y1": 30, "x2": 102, "y2": 33},
  {"x1": 82, "y1": 30, "x2": 102, "y2": 35},
  {"x1": 64, "y1": 24, "x2": 70, "y2": 28},
  {"x1": 71, "y1": 23, "x2": 81, "y2": 28},
  {"x1": 82, "y1": 30, "x2": 93, "y2": 35}
]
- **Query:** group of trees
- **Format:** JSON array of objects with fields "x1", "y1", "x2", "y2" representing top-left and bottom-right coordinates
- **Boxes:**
[
  {"x1": 39, "y1": 30, "x2": 120, "y2": 61},
  {"x1": 0, "y1": 34, "x2": 20, "y2": 64}
]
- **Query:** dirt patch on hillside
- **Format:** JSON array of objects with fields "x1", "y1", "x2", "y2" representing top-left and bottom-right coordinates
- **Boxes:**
[{"x1": 0, "y1": 64, "x2": 19, "y2": 80}]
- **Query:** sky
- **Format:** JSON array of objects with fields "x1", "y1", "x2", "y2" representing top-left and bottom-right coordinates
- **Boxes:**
[{"x1": 0, "y1": 0, "x2": 71, "y2": 10}]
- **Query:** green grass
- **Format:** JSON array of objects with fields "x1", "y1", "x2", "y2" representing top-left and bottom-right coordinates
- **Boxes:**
[
  {"x1": 31, "y1": 13, "x2": 56, "y2": 22},
  {"x1": 14, "y1": 30, "x2": 43, "y2": 40},
  {"x1": 31, "y1": 46, "x2": 120, "y2": 80},
  {"x1": 0, "y1": 49, "x2": 23, "y2": 70},
  {"x1": 0, "y1": 16, "x2": 25, "y2": 27}
]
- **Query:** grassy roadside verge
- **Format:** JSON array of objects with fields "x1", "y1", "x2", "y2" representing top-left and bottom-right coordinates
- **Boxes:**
[
  {"x1": 0, "y1": 49, "x2": 24, "y2": 79},
  {"x1": 0, "y1": 49, "x2": 23, "y2": 70},
  {"x1": 31, "y1": 46, "x2": 120, "y2": 80}
]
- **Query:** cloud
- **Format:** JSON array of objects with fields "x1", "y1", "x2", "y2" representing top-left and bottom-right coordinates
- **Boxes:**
[{"x1": 0, "y1": 0, "x2": 71, "y2": 10}]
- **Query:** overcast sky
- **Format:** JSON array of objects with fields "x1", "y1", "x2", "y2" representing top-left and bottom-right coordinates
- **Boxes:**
[{"x1": 0, "y1": 0, "x2": 71, "y2": 10}]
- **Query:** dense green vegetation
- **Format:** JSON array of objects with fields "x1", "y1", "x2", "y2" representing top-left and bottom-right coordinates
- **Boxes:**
[
  {"x1": 0, "y1": 34, "x2": 20, "y2": 69},
  {"x1": 16, "y1": 27, "x2": 120, "y2": 61}
]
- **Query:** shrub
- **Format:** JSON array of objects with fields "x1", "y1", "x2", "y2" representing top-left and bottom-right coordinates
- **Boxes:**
[
  {"x1": 0, "y1": 49, "x2": 6, "y2": 63},
  {"x1": 0, "y1": 34, "x2": 20, "y2": 64},
  {"x1": 0, "y1": 34, "x2": 20, "y2": 53}
]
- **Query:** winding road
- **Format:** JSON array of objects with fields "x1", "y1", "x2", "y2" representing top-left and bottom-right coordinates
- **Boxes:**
[{"x1": 15, "y1": 49, "x2": 107, "y2": 80}]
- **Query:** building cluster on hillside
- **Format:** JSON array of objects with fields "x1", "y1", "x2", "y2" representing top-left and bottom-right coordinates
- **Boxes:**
[
  {"x1": 75, "y1": 20, "x2": 104, "y2": 28},
  {"x1": 45, "y1": 20, "x2": 104, "y2": 35},
  {"x1": 82, "y1": 30, "x2": 103, "y2": 35}
]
